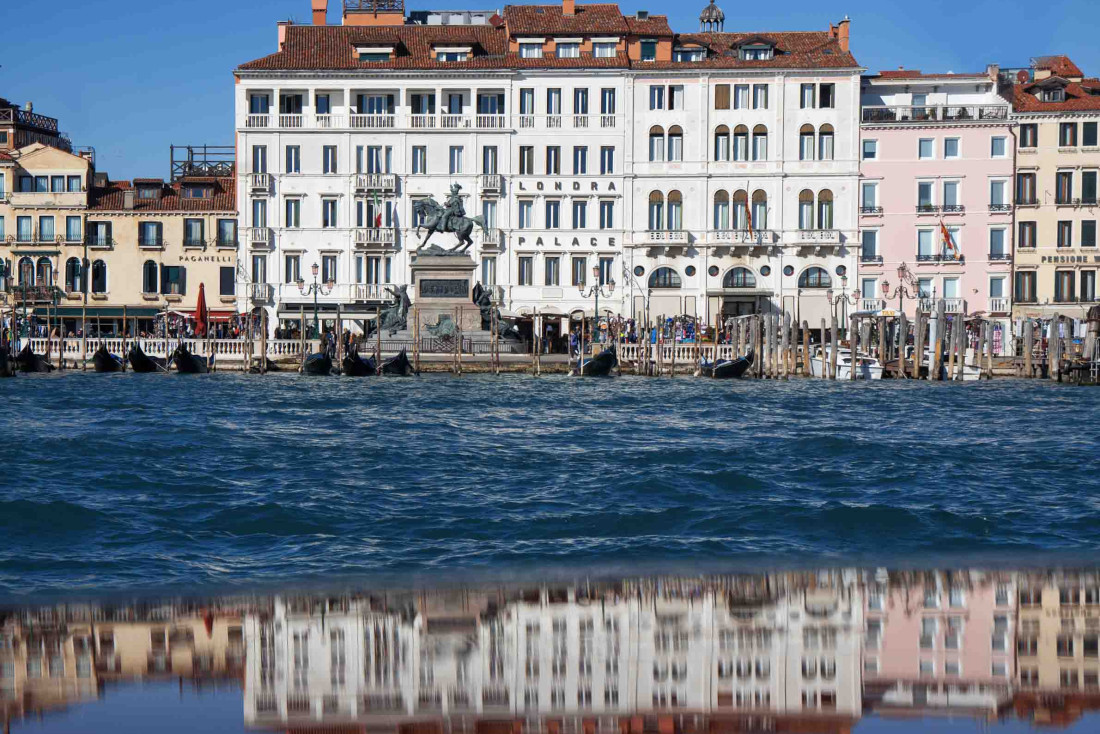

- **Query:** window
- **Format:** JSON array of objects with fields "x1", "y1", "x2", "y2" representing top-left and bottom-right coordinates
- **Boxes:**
[
  {"x1": 546, "y1": 146, "x2": 560, "y2": 175},
  {"x1": 918, "y1": 229, "x2": 934, "y2": 258},
  {"x1": 861, "y1": 182, "x2": 878, "y2": 209},
  {"x1": 436, "y1": 51, "x2": 468, "y2": 62},
  {"x1": 285, "y1": 254, "x2": 301, "y2": 284},
  {"x1": 593, "y1": 42, "x2": 616, "y2": 58},
  {"x1": 599, "y1": 200, "x2": 614, "y2": 229},
  {"x1": 519, "y1": 146, "x2": 534, "y2": 175},
  {"x1": 944, "y1": 137, "x2": 960, "y2": 159},
  {"x1": 991, "y1": 136, "x2": 1007, "y2": 157},
  {"x1": 714, "y1": 126, "x2": 730, "y2": 161},
  {"x1": 1085, "y1": 122, "x2": 1099, "y2": 147},
  {"x1": 800, "y1": 125, "x2": 815, "y2": 161},
  {"x1": 573, "y1": 87, "x2": 588, "y2": 115},
  {"x1": 753, "y1": 84, "x2": 768, "y2": 109},
  {"x1": 1057, "y1": 171, "x2": 1074, "y2": 203},
  {"x1": 817, "y1": 190, "x2": 833, "y2": 229},
  {"x1": 322, "y1": 145, "x2": 337, "y2": 174},
  {"x1": 517, "y1": 256, "x2": 533, "y2": 286},
  {"x1": 649, "y1": 267, "x2": 680, "y2": 289},
  {"x1": 800, "y1": 84, "x2": 815, "y2": 109},
  {"x1": 572, "y1": 200, "x2": 586, "y2": 229},
  {"x1": 818, "y1": 125, "x2": 834, "y2": 160},
  {"x1": 285, "y1": 198, "x2": 300, "y2": 228},
  {"x1": 38, "y1": 216, "x2": 54, "y2": 242},
  {"x1": 752, "y1": 125, "x2": 767, "y2": 161},
  {"x1": 65, "y1": 216, "x2": 81, "y2": 243},
  {"x1": 1015, "y1": 271, "x2": 1037, "y2": 302},
  {"x1": 412, "y1": 146, "x2": 426, "y2": 174},
  {"x1": 571, "y1": 256, "x2": 588, "y2": 287},
  {"x1": 1060, "y1": 122, "x2": 1078, "y2": 147},
  {"x1": 1058, "y1": 220, "x2": 1073, "y2": 248},
  {"x1": 1083, "y1": 220, "x2": 1097, "y2": 248},
  {"x1": 640, "y1": 40, "x2": 656, "y2": 62},
  {"x1": 1084, "y1": 270, "x2": 1098, "y2": 301},
  {"x1": 863, "y1": 139, "x2": 877, "y2": 160},
  {"x1": 519, "y1": 42, "x2": 542, "y2": 59},
  {"x1": 1056, "y1": 270, "x2": 1076, "y2": 302},
  {"x1": 1020, "y1": 123, "x2": 1038, "y2": 148},
  {"x1": 66, "y1": 175, "x2": 81, "y2": 192},
  {"x1": 734, "y1": 84, "x2": 749, "y2": 109},
  {"x1": 667, "y1": 126, "x2": 683, "y2": 162},
  {"x1": 322, "y1": 199, "x2": 338, "y2": 228},
  {"x1": 649, "y1": 126, "x2": 665, "y2": 162},
  {"x1": 139, "y1": 221, "x2": 163, "y2": 247},
  {"x1": 714, "y1": 84, "x2": 730, "y2": 110},
  {"x1": 50, "y1": 175, "x2": 64, "y2": 192},
  {"x1": 648, "y1": 191, "x2": 664, "y2": 230},
  {"x1": 601, "y1": 88, "x2": 616, "y2": 115},
  {"x1": 943, "y1": 180, "x2": 960, "y2": 208},
  {"x1": 545, "y1": 256, "x2": 560, "y2": 285},
  {"x1": 1019, "y1": 221, "x2": 1036, "y2": 248},
  {"x1": 251, "y1": 254, "x2": 267, "y2": 284},
  {"x1": 1084, "y1": 171, "x2": 1098, "y2": 203},
  {"x1": 545, "y1": 200, "x2": 561, "y2": 228},
  {"x1": 862, "y1": 230, "x2": 878, "y2": 258},
  {"x1": 142, "y1": 260, "x2": 158, "y2": 293},
  {"x1": 519, "y1": 88, "x2": 535, "y2": 116},
  {"x1": 546, "y1": 88, "x2": 561, "y2": 115},
  {"x1": 572, "y1": 146, "x2": 587, "y2": 175},
  {"x1": 667, "y1": 191, "x2": 683, "y2": 229},
  {"x1": 449, "y1": 146, "x2": 463, "y2": 174},
  {"x1": 183, "y1": 218, "x2": 204, "y2": 247},
  {"x1": 161, "y1": 265, "x2": 186, "y2": 296},
  {"x1": 798, "y1": 190, "x2": 814, "y2": 229},
  {"x1": 819, "y1": 83, "x2": 835, "y2": 108},
  {"x1": 519, "y1": 200, "x2": 533, "y2": 229},
  {"x1": 740, "y1": 44, "x2": 773, "y2": 60},
  {"x1": 600, "y1": 146, "x2": 614, "y2": 174},
  {"x1": 990, "y1": 180, "x2": 1006, "y2": 207},
  {"x1": 919, "y1": 138, "x2": 934, "y2": 159},
  {"x1": 252, "y1": 144, "x2": 267, "y2": 173},
  {"x1": 798, "y1": 267, "x2": 831, "y2": 288},
  {"x1": 481, "y1": 256, "x2": 497, "y2": 286},
  {"x1": 713, "y1": 191, "x2": 730, "y2": 229},
  {"x1": 1017, "y1": 173, "x2": 1037, "y2": 203},
  {"x1": 649, "y1": 85, "x2": 665, "y2": 110},
  {"x1": 990, "y1": 228, "x2": 1006, "y2": 257},
  {"x1": 723, "y1": 267, "x2": 756, "y2": 288},
  {"x1": 285, "y1": 145, "x2": 300, "y2": 173}
]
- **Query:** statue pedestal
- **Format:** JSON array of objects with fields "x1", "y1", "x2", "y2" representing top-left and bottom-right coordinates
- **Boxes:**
[{"x1": 411, "y1": 254, "x2": 481, "y2": 333}]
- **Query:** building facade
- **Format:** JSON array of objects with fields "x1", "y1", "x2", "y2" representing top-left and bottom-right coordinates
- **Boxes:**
[
  {"x1": 859, "y1": 68, "x2": 1014, "y2": 350},
  {"x1": 234, "y1": 0, "x2": 861, "y2": 337},
  {"x1": 1009, "y1": 56, "x2": 1100, "y2": 322}
]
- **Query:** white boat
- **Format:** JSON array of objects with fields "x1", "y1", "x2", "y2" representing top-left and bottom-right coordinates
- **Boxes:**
[{"x1": 810, "y1": 347, "x2": 884, "y2": 380}]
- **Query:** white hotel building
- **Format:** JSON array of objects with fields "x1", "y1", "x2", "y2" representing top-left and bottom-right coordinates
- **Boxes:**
[{"x1": 234, "y1": 0, "x2": 862, "y2": 336}]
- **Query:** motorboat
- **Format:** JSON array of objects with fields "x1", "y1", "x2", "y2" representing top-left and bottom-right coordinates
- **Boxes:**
[{"x1": 809, "y1": 347, "x2": 883, "y2": 380}]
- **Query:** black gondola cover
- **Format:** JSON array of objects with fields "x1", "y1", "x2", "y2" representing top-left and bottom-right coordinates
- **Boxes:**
[
  {"x1": 0, "y1": 346, "x2": 15, "y2": 378},
  {"x1": 702, "y1": 349, "x2": 754, "y2": 379},
  {"x1": 15, "y1": 344, "x2": 55, "y2": 373},
  {"x1": 580, "y1": 346, "x2": 618, "y2": 377},
  {"x1": 301, "y1": 352, "x2": 333, "y2": 376},
  {"x1": 342, "y1": 350, "x2": 377, "y2": 376},
  {"x1": 92, "y1": 344, "x2": 125, "y2": 373},
  {"x1": 128, "y1": 344, "x2": 168, "y2": 373},
  {"x1": 172, "y1": 344, "x2": 211, "y2": 374},
  {"x1": 381, "y1": 349, "x2": 414, "y2": 376}
]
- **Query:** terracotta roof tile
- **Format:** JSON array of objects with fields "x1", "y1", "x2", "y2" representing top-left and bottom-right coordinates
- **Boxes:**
[
  {"x1": 1034, "y1": 55, "x2": 1083, "y2": 78},
  {"x1": 506, "y1": 3, "x2": 632, "y2": 35},
  {"x1": 88, "y1": 177, "x2": 236, "y2": 213},
  {"x1": 654, "y1": 31, "x2": 858, "y2": 71},
  {"x1": 1013, "y1": 78, "x2": 1100, "y2": 113}
]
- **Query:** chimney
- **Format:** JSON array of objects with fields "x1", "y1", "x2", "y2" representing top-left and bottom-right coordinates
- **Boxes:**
[
  {"x1": 563, "y1": 0, "x2": 575, "y2": 15},
  {"x1": 277, "y1": 20, "x2": 292, "y2": 50},
  {"x1": 312, "y1": 0, "x2": 328, "y2": 25},
  {"x1": 24, "y1": 101, "x2": 33, "y2": 112},
  {"x1": 123, "y1": 189, "x2": 135, "y2": 210},
  {"x1": 837, "y1": 16, "x2": 850, "y2": 53}
]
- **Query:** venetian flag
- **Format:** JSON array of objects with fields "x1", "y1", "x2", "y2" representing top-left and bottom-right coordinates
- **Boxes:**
[
  {"x1": 940, "y1": 220, "x2": 960, "y2": 260},
  {"x1": 746, "y1": 203, "x2": 755, "y2": 239},
  {"x1": 373, "y1": 190, "x2": 383, "y2": 228}
]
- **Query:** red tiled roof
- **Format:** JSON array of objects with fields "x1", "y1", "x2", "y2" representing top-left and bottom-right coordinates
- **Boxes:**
[
  {"x1": 506, "y1": 3, "x2": 633, "y2": 35},
  {"x1": 873, "y1": 69, "x2": 985, "y2": 79},
  {"x1": 624, "y1": 14, "x2": 674, "y2": 37},
  {"x1": 88, "y1": 177, "x2": 236, "y2": 212},
  {"x1": 1014, "y1": 78, "x2": 1100, "y2": 113},
  {"x1": 1034, "y1": 55, "x2": 1083, "y2": 78},
  {"x1": 0, "y1": 150, "x2": 14, "y2": 162},
  {"x1": 647, "y1": 32, "x2": 858, "y2": 71}
]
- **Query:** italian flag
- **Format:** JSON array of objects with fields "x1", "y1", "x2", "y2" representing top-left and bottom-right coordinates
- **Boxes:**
[{"x1": 373, "y1": 191, "x2": 383, "y2": 228}]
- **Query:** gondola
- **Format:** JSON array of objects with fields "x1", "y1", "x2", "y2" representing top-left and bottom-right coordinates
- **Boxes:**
[
  {"x1": 128, "y1": 343, "x2": 168, "y2": 373},
  {"x1": 701, "y1": 349, "x2": 754, "y2": 379},
  {"x1": 92, "y1": 344, "x2": 125, "y2": 373},
  {"x1": 171, "y1": 343, "x2": 212, "y2": 374},
  {"x1": 341, "y1": 350, "x2": 377, "y2": 376},
  {"x1": 381, "y1": 349, "x2": 414, "y2": 376},
  {"x1": 247, "y1": 358, "x2": 281, "y2": 374},
  {"x1": 15, "y1": 344, "x2": 55, "y2": 373},
  {"x1": 0, "y1": 346, "x2": 16, "y2": 378},
  {"x1": 579, "y1": 346, "x2": 618, "y2": 377},
  {"x1": 301, "y1": 352, "x2": 333, "y2": 376}
]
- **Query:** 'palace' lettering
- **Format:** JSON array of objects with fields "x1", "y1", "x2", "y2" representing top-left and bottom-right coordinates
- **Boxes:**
[{"x1": 517, "y1": 237, "x2": 617, "y2": 248}]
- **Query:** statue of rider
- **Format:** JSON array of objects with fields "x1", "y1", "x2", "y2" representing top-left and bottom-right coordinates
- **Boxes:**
[{"x1": 439, "y1": 183, "x2": 465, "y2": 233}]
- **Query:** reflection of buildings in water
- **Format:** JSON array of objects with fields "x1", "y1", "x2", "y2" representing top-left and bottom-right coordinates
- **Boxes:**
[
  {"x1": 243, "y1": 574, "x2": 863, "y2": 731},
  {"x1": 93, "y1": 612, "x2": 245, "y2": 681},
  {"x1": 862, "y1": 570, "x2": 1016, "y2": 717},
  {"x1": 1015, "y1": 573, "x2": 1100, "y2": 692},
  {"x1": 0, "y1": 619, "x2": 98, "y2": 722}
]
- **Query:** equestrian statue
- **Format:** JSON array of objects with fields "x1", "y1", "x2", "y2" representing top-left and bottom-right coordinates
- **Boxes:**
[{"x1": 413, "y1": 184, "x2": 485, "y2": 255}]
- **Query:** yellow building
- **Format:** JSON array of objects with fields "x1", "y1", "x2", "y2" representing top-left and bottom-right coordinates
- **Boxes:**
[
  {"x1": 1016, "y1": 573, "x2": 1100, "y2": 692},
  {"x1": 0, "y1": 620, "x2": 99, "y2": 724},
  {"x1": 1010, "y1": 56, "x2": 1100, "y2": 320}
]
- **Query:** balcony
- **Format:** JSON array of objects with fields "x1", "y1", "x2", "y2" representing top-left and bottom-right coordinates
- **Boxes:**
[
  {"x1": 354, "y1": 227, "x2": 396, "y2": 248},
  {"x1": 861, "y1": 104, "x2": 1009, "y2": 124},
  {"x1": 475, "y1": 114, "x2": 507, "y2": 129},
  {"x1": 351, "y1": 283, "x2": 387, "y2": 301},
  {"x1": 480, "y1": 228, "x2": 503, "y2": 251},
  {"x1": 354, "y1": 174, "x2": 396, "y2": 194},
  {"x1": 350, "y1": 114, "x2": 395, "y2": 129},
  {"x1": 1016, "y1": 196, "x2": 1038, "y2": 206},
  {"x1": 1056, "y1": 197, "x2": 1081, "y2": 207},
  {"x1": 989, "y1": 297, "x2": 1010, "y2": 313},
  {"x1": 244, "y1": 114, "x2": 270, "y2": 128},
  {"x1": 859, "y1": 205, "x2": 883, "y2": 215},
  {"x1": 248, "y1": 227, "x2": 272, "y2": 246},
  {"x1": 480, "y1": 174, "x2": 503, "y2": 194},
  {"x1": 85, "y1": 235, "x2": 114, "y2": 249},
  {"x1": 916, "y1": 204, "x2": 940, "y2": 215},
  {"x1": 278, "y1": 114, "x2": 304, "y2": 128},
  {"x1": 795, "y1": 229, "x2": 841, "y2": 245},
  {"x1": 139, "y1": 236, "x2": 164, "y2": 249},
  {"x1": 918, "y1": 298, "x2": 966, "y2": 313},
  {"x1": 710, "y1": 229, "x2": 777, "y2": 245},
  {"x1": 860, "y1": 254, "x2": 884, "y2": 264},
  {"x1": 916, "y1": 253, "x2": 965, "y2": 263},
  {"x1": 941, "y1": 204, "x2": 966, "y2": 214},
  {"x1": 440, "y1": 114, "x2": 471, "y2": 129},
  {"x1": 248, "y1": 283, "x2": 274, "y2": 302},
  {"x1": 249, "y1": 172, "x2": 272, "y2": 193},
  {"x1": 646, "y1": 230, "x2": 689, "y2": 244},
  {"x1": 989, "y1": 203, "x2": 1013, "y2": 212},
  {"x1": 860, "y1": 298, "x2": 886, "y2": 312},
  {"x1": 988, "y1": 252, "x2": 1012, "y2": 262}
]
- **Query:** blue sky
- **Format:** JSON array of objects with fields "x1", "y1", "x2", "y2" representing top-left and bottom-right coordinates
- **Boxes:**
[{"x1": 1, "y1": 0, "x2": 1093, "y2": 180}]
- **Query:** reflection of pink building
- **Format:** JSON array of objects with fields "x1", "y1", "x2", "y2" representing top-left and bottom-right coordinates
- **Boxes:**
[
  {"x1": 863, "y1": 572, "x2": 1015, "y2": 714},
  {"x1": 858, "y1": 68, "x2": 1014, "y2": 350}
]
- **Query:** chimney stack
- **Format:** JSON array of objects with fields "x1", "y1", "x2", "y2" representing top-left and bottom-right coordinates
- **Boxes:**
[
  {"x1": 277, "y1": 20, "x2": 292, "y2": 50},
  {"x1": 312, "y1": 0, "x2": 328, "y2": 25},
  {"x1": 837, "y1": 16, "x2": 850, "y2": 53},
  {"x1": 123, "y1": 189, "x2": 135, "y2": 210},
  {"x1": 563, "y1": 0, "x2": 575, "y2": 16}
]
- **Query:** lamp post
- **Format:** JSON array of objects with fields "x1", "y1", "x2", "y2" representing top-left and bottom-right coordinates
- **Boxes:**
[
  {"x1": 826, "y1": 282, "x2": 859, "y2": 336},
  {"x1": 297, "y1": 262, "x2": 334, "y2": 339},
  {"x1": 881, "y1": 262, "x2": 918, "y2": 314},
  {"x1": 577, "y1": 264, "x2": 615, "y2": 366}
]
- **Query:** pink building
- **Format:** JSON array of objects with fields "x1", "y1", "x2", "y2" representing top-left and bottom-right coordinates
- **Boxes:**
[{"x1": 859, "y1": 68, "x2": 1014, "y2": 349}]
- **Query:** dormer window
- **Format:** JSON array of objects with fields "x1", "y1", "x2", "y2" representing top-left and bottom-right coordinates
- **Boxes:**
[
  {"x1": 519, "y1": 42, "x2": 543, "y2": 59},
  {"x1": 356, "y1": 46, "x2": 394, "y2": 62},
  {"x1": 435, "y1": 46, "x2": 471, "y2": 62},
  {"x1": 556, "y1": 42, "x2": 580, "y2": 59},
  {"x1": 136, "y1": 187, "x2": 160, "y2": 200},
  {"x1": 182, "y1": 185, "x2": 212, "y2": 199},
  {"x1": 1043, "y1": 88, "x2": 1066, "y2": 102},
  {"x1": 674, "y1": 46, "x2": 705, "y2": 62},
  {"x1": 740, "y1": 44, "x2": 774, "y2": 61},
  {"x1": 640, "y1": 40, "x2": 657, "y2": 62},
  {"x1": 593, "y1": 41, "x2": 617, "y2": 58}
]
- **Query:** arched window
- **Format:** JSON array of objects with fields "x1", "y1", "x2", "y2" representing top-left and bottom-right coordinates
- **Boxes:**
[
  {"x1": 798, "y1": 266, "x2": 832, "y2": 288},
  {"x1": 799, "y1": 124, "x2": 815, "y2": 161},
  {"x1": 723, "y1": 267, "x2": 757, "y2": 288},
  {"x1": 649, "y1": 125, "x2": 665, "y2": 162},
  {"x1": 648, "y1": 191, "x2": 665, "y2": 231},
  {"x1": 91, "y1": 260, "x2": 108, "y2": 294},
  {"x1": 36, "y1": 257, "x2": 52, "y2": 288},
  {"x1": 751, "y1": 190, "x2": 768, "y2": 230},
  {"x1": 667, "y1": 125, "x2": 683, "y2": 162},
  {"x1": 143, "y1": 260, "x2": 159, "y2": 294},
  {"x1": 18, "y1": 257, "x2": 34, "y2": 286},
  {"x1": 752, "y1": 124, "x2": 768, "y2": 161},
  {"x1": 732, "y1": 190, "x2": 748, "y2": 230},
  {"x1": 733, "y1": 125, "x2": 749, "y2": 161},
  {"x1": 713, "y1": 190, "x2": 730, "y2": 229},
  {"x1": 798, "y1": 189, "x2": 815, "y2": 230},
  {"x1": 818, "y1": 124, "x2": 835, "y2": 161},
  {"x1": 817, "y1": 189, "x2": 834, "y2": 230},
  {"x1": 714, "y1": 125, "x2": 730, "y2": 161},
  {"x1": 667, "y1": 190, "x2": 683, "y2": 230},
  {"x1": 649, "y1": 267, "x2": 682, "y2": 289},
  {"x1": 65, "y1": 257, "x2": 83, "y2": 293}
]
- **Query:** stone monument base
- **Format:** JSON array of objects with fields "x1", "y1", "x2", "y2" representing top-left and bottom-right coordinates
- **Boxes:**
[{"x1": 410, "y1": 253, "x2": 481, "y2": 333}]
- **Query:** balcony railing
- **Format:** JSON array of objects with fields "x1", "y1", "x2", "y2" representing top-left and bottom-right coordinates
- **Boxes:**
[
  {"x1": 0, "y1": 107, "x2": 60, "y2": 133},
  {"x1": 249, "y1": 172, "x2": 272, "y2": 192},
  {"x1": 989, "y1": 203, "x2": 1013, "y2": 212},
  {"x1": 860, "y1": 254, "x2": 883, "y2": 263},
  {"x1": 480, "y1": 228, "x2": 503, "y2": 250},
  {"x1": 85, "y1": 235, "x2": 114, "y2": 248},
  {"x1": 440, "y1": 114, "x2": 471, "y2": 129},
  {"x1": 248, "y1": 227, "x2": 271, "y2": 245},
  {"x1": 354, "y1": 173, "x2": 396, "y2": 193},
  {"x1": 238, "y1": 112, "x2": 622, "y2": 132},
  {"x1": 796, "y1": 229, "x2": 841, "y2": 244},
  {"x1": 861, "y1": 105, "x2": 1009, "y2": 124},
  {"x1": 646, "y1": 230, "x2": 689, "y2": 244},
  {"x1": 860, "y1": 298, "x2": 886, "y2": 312},
  {"x1": 989, "y1": 297, "x2": 1010, "y2": 313},
  {"x1": 354, "y1": 227, "x2": 396, "y2": 247},
  {"x1": 945, "y1": 298, "x2": 966, "y2": 313},
  {"x1": 942, "y1": 204, "x2": 965, "y2": 214},
  {"x1": 1016, "y1": 196, "x2": 1038, "y2": 206},
  {"x1": 709, "y1": 229, "x2": 778, "y2": 245},
  {"x1": 248, "y1": 283, "x2": 274, "y2": 301},
  {"x1": 480, "y1": 174, "x2": 502, "y2": 193},
  {"x1": 278, "y1": 114, "x2": 304, "y2": 128},
  {"x1": 475, "y1": 114, "x2": 507, "y2": 129},
  {"x1": 916, "y1": 204, "x2": 939, "y2": 214},
  {"x1": 245, "y1": 114, "x2": 270, "y2": 128},
  {"x1": 988, "y1": 252, "x2": 1012, "y2": 261},
  {"x1": 916, "y1": 253, "x2": 966, "y2": 263},
  {"x1": 138, "y1": 237, "x2": 164, "y2": 249},
  {"x1": 350, "y1": 114, "x2": 395, "y2": 129},
  {"x1": 352, "y1": 283, "x2": 387, "y2": 301},
  {"x1": 859, "y1": 205, "x2": 883, "y2": 214}
]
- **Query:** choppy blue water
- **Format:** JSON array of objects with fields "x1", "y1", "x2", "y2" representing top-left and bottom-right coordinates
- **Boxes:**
[{"x1": 1, "y1": 373, "x2": 1099, "y2": 597}]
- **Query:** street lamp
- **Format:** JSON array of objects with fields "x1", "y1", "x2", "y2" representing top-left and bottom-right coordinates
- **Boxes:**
[
  {"x1": 826, "y1": 282, "x2": 859, "y2": 335},
  {"x1": 297, "y1": 262, "x2": 334, "y2": 339},
  {"x1": 577, "y1": 264, "x2": 615, "y2": 363},
  {"x1": 881, "y1": 262, "x2": 919, "y2": 313}
]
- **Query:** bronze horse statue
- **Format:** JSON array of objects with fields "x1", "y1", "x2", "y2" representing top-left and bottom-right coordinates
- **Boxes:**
[{"x1": 413, "y1": 197, "x2": 485, "y2": 254}]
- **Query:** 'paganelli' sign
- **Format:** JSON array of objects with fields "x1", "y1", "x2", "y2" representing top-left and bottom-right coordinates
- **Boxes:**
[
  {"x1": 420, "y1": 278, "x2": 469, "y2": 299},
  {"x1": 178, "y1": 254, "x2": 233, "y2": 263}
]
